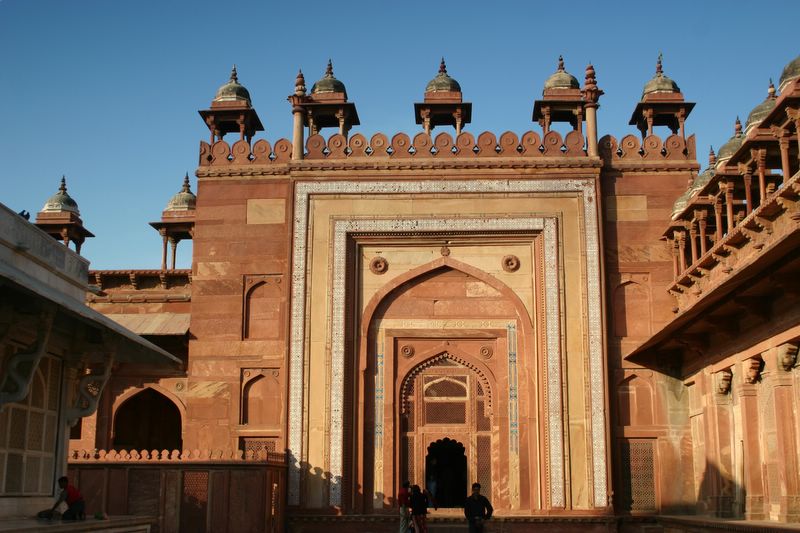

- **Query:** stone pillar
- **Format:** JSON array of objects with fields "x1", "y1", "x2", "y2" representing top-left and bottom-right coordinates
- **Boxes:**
[
  {"x1": 586, "y1": 105, "x2": 599, "y2": 157},
  {"x1": 160, "y1": 232, "x2": 168, "y2": 271},
  {"x1": 169, "y1": 237, "x2": 178, "y2": 271},
  {"x1": 292, "y1": 106, "x2": 305, "y2": 160},
  {"x1": 742, "y1": 169, "x2": 753, "y2": 215},
  {"x1": 769, "y1": 343, "x2": 800, "y2": 521},
  {"x1": 757, "y1": 151, "x2": 767, "y2": 205},
  {"x1": 697, "y1": 211, "x2": 708, "y2": 256},
  {"x1": 689, "y1": 222, "x2": 698, "y2": 264},
  {"x1": 709, "y1": 368, "x2": 735, "y2": 517},
  {"x1": 737, "y1": 357, "x2": 765, "y2": 520},
  {"x1": 723, "y1": 182, "x2": 735, "y2": 232},
  {"x1": 778, "y1": 134, "x2": 792, "y2": 184},
  {"x1": 713, "y1": 196, "x2": 724, "y2": 242}
]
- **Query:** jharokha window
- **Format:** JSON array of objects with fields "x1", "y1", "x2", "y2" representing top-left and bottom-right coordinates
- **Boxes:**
[{"x1": 0, "y1": 354, "x2": 62, "y2": 496}]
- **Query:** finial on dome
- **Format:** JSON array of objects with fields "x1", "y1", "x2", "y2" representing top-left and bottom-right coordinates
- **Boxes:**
[
  {"x1": 656, "y1": 53, "x2": 663, "y2": 75},
  {"x1": 230, "y1": 64, "x2": 238, "y2": 82},
  {"x1": 59, "y1": 175, "x2": 67, "y2": 194},
  {"x1": 325, "y1": 59, "x2": 334, "y2": 78},
  {"x1": 709, "y1": 146, "x2": 716, "y2": 166},
  {"x1": 295, "y1": 69, "x2": 306, "y2": 96},
  {"x1": 584, "y1": 63, "x2": 597, "y2": 88},
  {"x1": 439, "y1": 57, "x2": 447, "y2": 74},
  {"x1": 735, "y1": 116, "x2": 742, "y2": 135},
  {"x1": 182, "y1": 172, "x2": 191, "y2": 193},
  {"x1": 557, "y1": 55, "x2": 565, "y2": 72},
  {"x1": 768, "y1": 78, "x2": 776, "y2": 98}
]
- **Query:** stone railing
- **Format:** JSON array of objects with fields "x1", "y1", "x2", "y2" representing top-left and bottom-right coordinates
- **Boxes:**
[
  {"x1": 68, "y1": 449, "x2": 286, "y2": 533},
  {"x1": 667, "y1": 169, "x2": 800, "y2": 311},
  {"x1": 199, "y1": 129, "x2": 589, "y2": 166}
]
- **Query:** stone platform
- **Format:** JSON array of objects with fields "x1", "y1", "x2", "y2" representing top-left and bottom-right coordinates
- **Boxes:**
[{"x1": 0, "y1": 516, "x2": 154, "y2": 532}]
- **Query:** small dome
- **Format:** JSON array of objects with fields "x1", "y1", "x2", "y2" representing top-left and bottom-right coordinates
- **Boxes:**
[
  {"x1": 671, "y1": 187, "x2": 693, "y2": 219},
  {"x1": 42, "y1": 176, "x2": 80, "y2": 215},
  {"x1": 779, "y1": 54, "x2": 800, "y2": 92},
  {"x1": 165, "y1": 174, "x2": 196, "y2": 212},
  {"x1": 671, "y1": 167, "x2": 716, "y2": 219},
  {"x1": 425, "y1": 58, "x2": 461, "y2": 93},
  {"x1": 310, "y1": 60, "x2": 347, "y2": 98},
  {"x1": 543, "y1": 56, "x2": 580, "y2": 90},
  {"x1": 642, "y1": 54, "x2": 680, "y2": 98},
  {"x1": 716, "y1": 118, "x2": 745, "y2": 167},
  {"x1": 745, "y1": 81, "x2": 777, "y2": 133},
  {"x1": 214, "y1": 65, "x2": 252, "y2": 105}
]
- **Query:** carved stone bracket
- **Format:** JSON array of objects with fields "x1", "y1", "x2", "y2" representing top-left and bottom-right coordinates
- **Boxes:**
[
  {"x1": 744, "y1": 357, "x2": 763, "y2": 384},
  {"x1": 66, "y1": 340, "x2": 116, "y2": 426},
  {"x1": 0, "y1": 304, "x2": 56, "y2": 408},
  {"x1": 777, "y1": 342, "x2": 799, "y2": 372},
  {"x1": 715, "y1": 368, "x2": 733, "y2": 395}
]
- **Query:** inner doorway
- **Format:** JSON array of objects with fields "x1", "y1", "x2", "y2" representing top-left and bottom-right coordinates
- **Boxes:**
[{"x1": 426, "y1": 437, "x2": 467, "y2": 508}]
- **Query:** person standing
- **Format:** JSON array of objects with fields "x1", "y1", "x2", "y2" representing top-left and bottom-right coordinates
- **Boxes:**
[
  {"x1": 464, "y1": 482, "x2": 492, "y2": 533},
  {"x1": 398, "y1": 481, "x2": 412, "y2": 533},
  {"x1": 409, "y1": 484, "x2": 429, "y2": 533}
]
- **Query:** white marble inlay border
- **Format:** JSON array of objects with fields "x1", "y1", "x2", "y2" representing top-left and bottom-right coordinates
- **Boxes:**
[{"x1": 289, "y1": 179, "x2": 606, "y2": 508}]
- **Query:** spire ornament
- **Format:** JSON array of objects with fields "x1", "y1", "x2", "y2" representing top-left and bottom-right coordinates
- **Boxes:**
[{"x1": 295, "y1": 69, "x2": 306, "y2": 96}]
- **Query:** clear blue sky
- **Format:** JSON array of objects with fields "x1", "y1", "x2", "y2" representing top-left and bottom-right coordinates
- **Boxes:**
[{"x1": 1, "y1": 0, "x2": 798, "y2": 269}]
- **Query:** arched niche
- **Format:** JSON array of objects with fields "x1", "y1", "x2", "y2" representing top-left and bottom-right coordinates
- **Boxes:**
[
  {"x1": 616, "y1": 373, "x2": 655, "y2": 427},
  {"x1": 112, "y1": 387, "x2": 183, "y2": 451},
  {"x1": 242, "y1": 274, "x2": 283, "y2": 340},
  {"x1": 240, "y1": 369, "x2": 282, "y2": 427},
  {"x1": 613, "y1": 279, "x2": 651, "y2": 338}
]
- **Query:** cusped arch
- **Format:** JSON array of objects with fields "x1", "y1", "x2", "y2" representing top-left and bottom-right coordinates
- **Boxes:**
[
  {"x1": 399, "y1": 348, "x2": 495, "y2": 416},
  {"x1": 111, "y1": 385, "x2": 184, "y2": 451}
]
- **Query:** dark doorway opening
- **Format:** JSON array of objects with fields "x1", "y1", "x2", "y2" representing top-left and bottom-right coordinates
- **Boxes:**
[
  {"x1": 426, "y1": 437, "x2": 467, "y2": 508},
  {"x1": 113, "y1": 388, "x2": 182, "y2": 451}
]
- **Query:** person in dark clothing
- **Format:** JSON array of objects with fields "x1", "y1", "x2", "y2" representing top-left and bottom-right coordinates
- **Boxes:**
[
  {"x1": 398, "y1": 480, "x2": 412, "y2": 533},
  {"x1": 464, "y1": 482, "x2": 493, "y2": 533},
  {"x1": 409, "y1": 484, "x2": 429, "y2": 533},
  {"x1": 46, "y1": 476, "x2": 85, "y2": 520}
]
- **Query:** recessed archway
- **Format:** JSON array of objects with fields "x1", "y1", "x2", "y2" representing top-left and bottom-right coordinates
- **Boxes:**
[
  {"x1": 113, "y1": 388, "x2": 182, "y2": 451},
  {"x1": 426, "y1": 437, "x2": 467, "y2": 508}
]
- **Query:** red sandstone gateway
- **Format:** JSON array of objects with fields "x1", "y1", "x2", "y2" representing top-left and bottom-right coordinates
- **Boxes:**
[{"x1": 19, "y1": 53, "x2": 796, "y2": 532}]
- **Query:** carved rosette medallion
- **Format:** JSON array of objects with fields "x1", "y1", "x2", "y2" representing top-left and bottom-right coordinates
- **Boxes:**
[
  {"x1": 502, "y1": 254, "x2": 521, "y2": 272},
  {"x1": 479, "y1": 345, "x2": 494, "y2": 359},
  {"x1": 400, "y1": 344, "x2": 415, "y2": 358},
  {"x1": 440, "y1": 246, "x2": 451, "y2": 256},
  {"x1": 369, "y1": 256, "x2": 389, "y2": 275}
]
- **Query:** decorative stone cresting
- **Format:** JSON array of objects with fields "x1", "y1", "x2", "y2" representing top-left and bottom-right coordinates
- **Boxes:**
[
  {"x1": 199, "y1": 130, "x2": 588, "y2": 166},
  {"x1": 70, "y1": 448, "x2": 287, "y2": 463},
  {"x1": 599, "y1": 133, "x2": 696, "y2": 164}
]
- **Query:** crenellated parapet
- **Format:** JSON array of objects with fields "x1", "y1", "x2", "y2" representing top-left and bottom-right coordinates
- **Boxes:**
[
  {"x1": 599, "y1": 133, "x2": 697, "y2": 167},
  {"x1": 70, "y1": 448, "x2": 286, "y2": 463},
  {"x1": 199, "y1": 129, "x2": 588, "y2": 167}
]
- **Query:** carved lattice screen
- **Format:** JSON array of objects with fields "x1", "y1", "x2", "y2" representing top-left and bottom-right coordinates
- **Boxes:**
[
  {"x1": 619, "y1": 438, "x2": 656, "y2": 511},
  {"x1": 0, "y1": 355, "x2": 61, "y2": 496}
]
